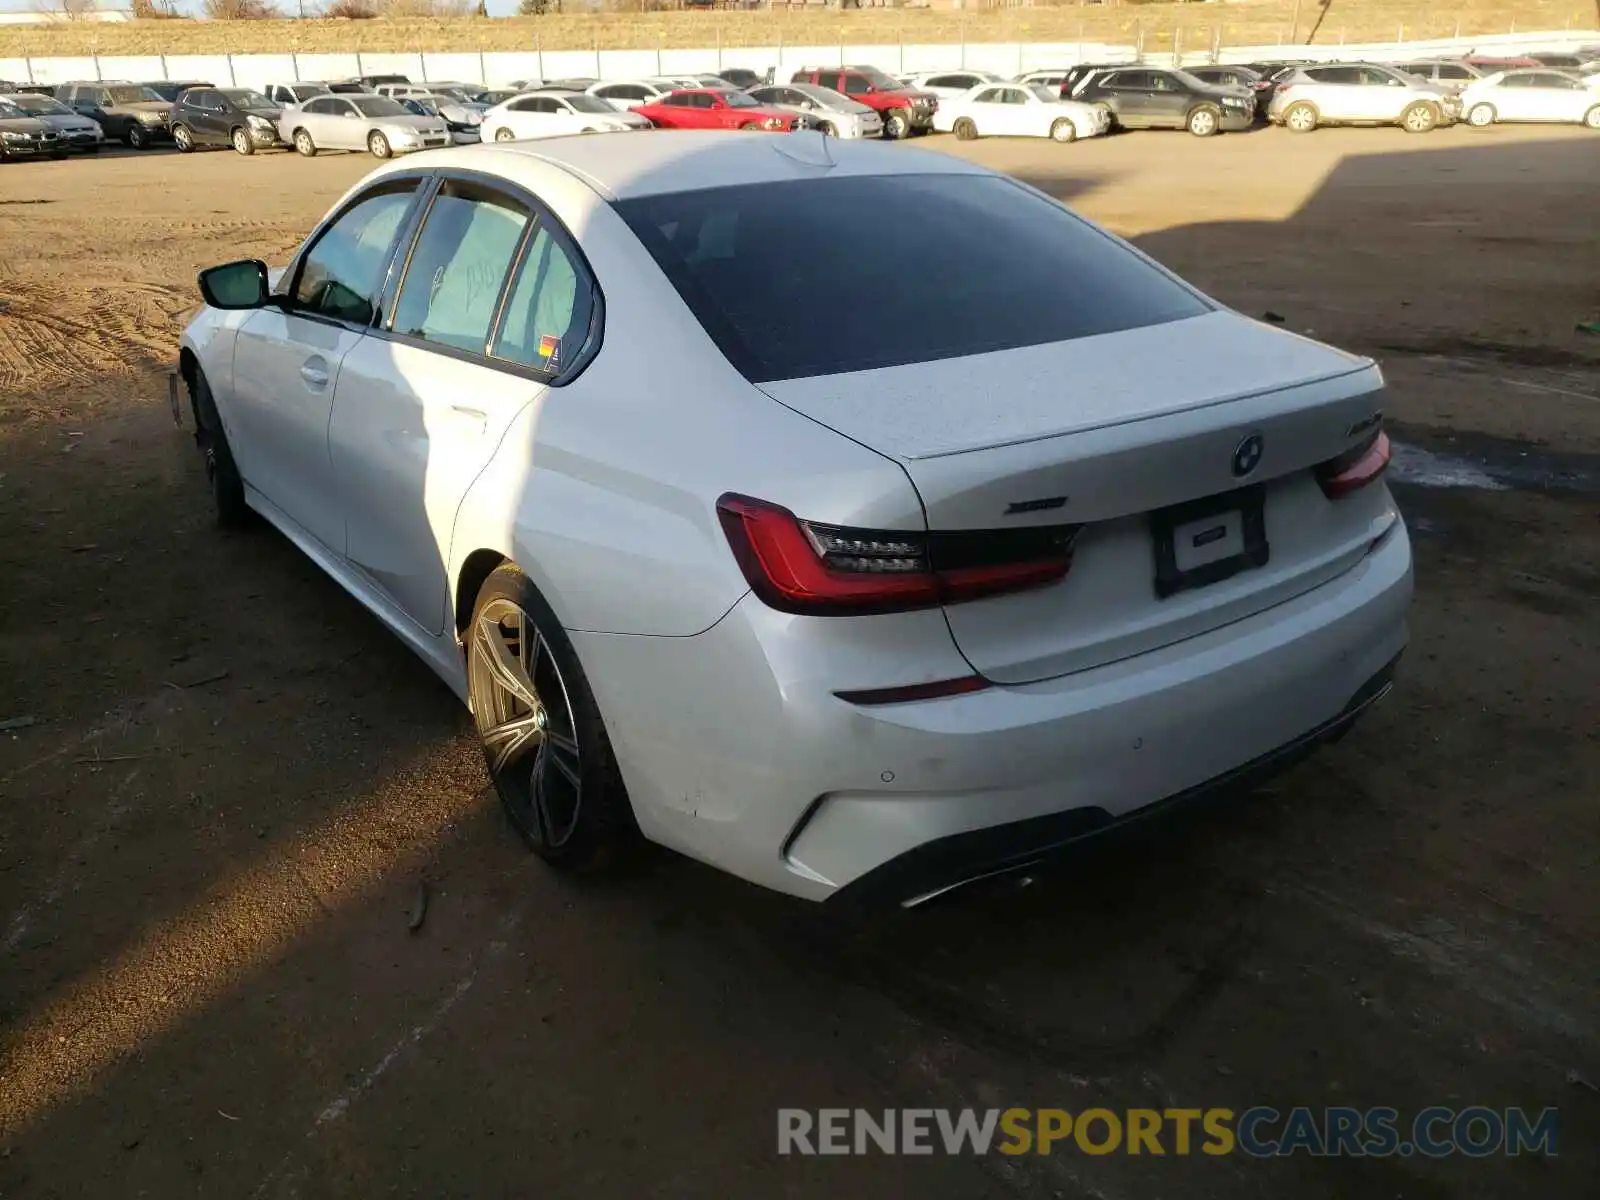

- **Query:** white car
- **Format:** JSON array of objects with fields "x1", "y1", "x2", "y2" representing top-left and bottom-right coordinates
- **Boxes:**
[
  {"x1": 481, "y1": 90, "x2": 648, "y2": 141},
  {"x1": 263, "y1": 82, "x2": 334, "y2": 107},
  {"x1": 1459, "y1": 69, "x2": 1600, "y2": 127},
  {"x1": 1268, "y1": 63, "x2": 1461, "y2": 132},
  {"x1": 374, "y1": 82, "x2": 488, "y2": 132},
  {"x1": 277, "y1": 94, "x2": 450, "y2": 158},
  {"x1": 903, "y1": 69, "x2": 1010, "y2": 100},
  {"x1": 1016, "y1": 69, "x2": 1075, "y2": 91},
  {"x1": 176, "y1": 133, "x2": 1411, "y2": 906},
  {"x1": 586, "y1": 77, "x2": 731, "y2": 112},
  {"x1": 933, "y1": 83, "x2": 1110, "y2": 142},
  {"x1": 744, "y1": 83, "x2": 884, "y2": 138}
]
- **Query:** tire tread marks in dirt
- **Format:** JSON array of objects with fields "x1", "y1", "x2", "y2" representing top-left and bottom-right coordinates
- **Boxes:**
[{"x1": 0, "y1": 279, "x2": 187, "y2": 403}]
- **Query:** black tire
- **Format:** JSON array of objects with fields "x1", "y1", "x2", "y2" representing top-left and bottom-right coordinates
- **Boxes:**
[
  {"x1": 818, "y1": 120, "x2": 837, "y2": 137},
  {"x1": 186, "y1": 366, "x2": 250, "y2": 529},
  {"x1": 494, "y1": 127, "x2": 515, "y2": 142},
  {"x1": 1049, "y1": 116, "x2": 1076, "y2": 143},
  {"x1": 367, "y1": 130, "x2": 391, "y2": 158},
  {"x1": 127, "y1": 123, "x2": 151, "y2": 150},
  {"x1": 953, "y1": 116, "x2": 978, "y2": 141},
  {"x1": 1091, "y1": 101, "x2": 1117, "y2": 131},
  {"x1": 1583, "y1": 105, "x2": 1600, "y2": 130},
  {"x1": 883, "y1": 111, "x2": 909, "y2": 140},
  {"x1": 293, "y1": 128, "x2": 316, "y2": 157},
  {"x1": 231, "y1": 126, "x2": 255, "y2": 156},
  {"x1": 172, "y1": 123, "x2": 195, "y2": 153},
  {"x1": 467, "y1": 563, "x2": 637, "y2": 870}
]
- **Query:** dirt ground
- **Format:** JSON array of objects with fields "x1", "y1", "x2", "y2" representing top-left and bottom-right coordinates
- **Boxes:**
[{"x1": 1, "y1": 122, "x2": 1597, "y2": 1199}]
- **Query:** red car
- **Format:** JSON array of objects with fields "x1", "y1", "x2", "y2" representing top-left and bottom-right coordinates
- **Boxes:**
[
  {"x1": 634, "y1": 88, "x2": 815, "y2": 132},
  {"x1": 1462, "y1": 54, "x2": 1542, "y2": 69},
  {"x1": 788, "y1": 65, "x2": 939, "y2": 139}
]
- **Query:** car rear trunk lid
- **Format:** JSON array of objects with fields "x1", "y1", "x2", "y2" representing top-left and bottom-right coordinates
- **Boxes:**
[{"x1": 757, "y1": 311, "x2": 1395, "y2": 684}]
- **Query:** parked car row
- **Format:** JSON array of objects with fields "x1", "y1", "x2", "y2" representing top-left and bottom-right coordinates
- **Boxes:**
[{"x1": 4, "y1": 47, "x2": 1594, "y2": 163}]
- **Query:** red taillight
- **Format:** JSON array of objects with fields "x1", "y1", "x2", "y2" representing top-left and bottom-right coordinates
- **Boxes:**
[
  {"x1": 1316, "y1": 430, "x2": 1392, "y2": 499},
  {"x1": 716, "y1": 493, "x2": 1077, "y2": 616}
]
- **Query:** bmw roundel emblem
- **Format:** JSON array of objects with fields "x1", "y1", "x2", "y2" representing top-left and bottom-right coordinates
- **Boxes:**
[{"x1": 1232, "y1": 433, "x2": 1264, "y2": 478}]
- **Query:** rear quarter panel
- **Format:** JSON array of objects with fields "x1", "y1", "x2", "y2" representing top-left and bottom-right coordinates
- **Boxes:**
[{"x1": 446, "y1": 176, "x2": 925, "y2": 637}]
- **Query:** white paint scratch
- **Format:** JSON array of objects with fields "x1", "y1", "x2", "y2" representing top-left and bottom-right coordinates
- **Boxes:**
[
  {"x1": 2, "y1": 767, "x2": 141, "y2": 956},
  {"x1": 253, "y1": 911, "x2": 522, "y2": 1199}
]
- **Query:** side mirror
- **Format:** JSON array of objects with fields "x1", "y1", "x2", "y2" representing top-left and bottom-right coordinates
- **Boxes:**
[{"x1": 198, "y1": 259, "x2": 271, "y2": 310}]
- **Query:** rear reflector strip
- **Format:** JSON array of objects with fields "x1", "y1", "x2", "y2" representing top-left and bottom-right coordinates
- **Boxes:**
[{"x1": 834, "y1": 676, "x2": 991, "y2": 706}]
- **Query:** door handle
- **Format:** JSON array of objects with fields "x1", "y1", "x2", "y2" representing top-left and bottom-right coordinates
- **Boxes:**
[{"x1": 299, "y1": 360, "x2": 329, "y2": 389}]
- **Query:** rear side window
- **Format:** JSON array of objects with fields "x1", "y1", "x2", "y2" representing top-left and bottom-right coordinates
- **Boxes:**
[
  {"x1": 615, "y1": 174, "x2": 1208, "y2": 383},
  {"x1": 391, "y1": 183, "x2": 530, "y2": 353},
  {"x1": 492, "y1": 226, "x2": 596, "y2": 378}
]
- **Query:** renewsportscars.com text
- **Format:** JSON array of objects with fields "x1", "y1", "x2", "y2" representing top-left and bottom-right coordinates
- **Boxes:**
[{"x1": 777, "y1": 1106, "x2": 1558, "y2": 1158}]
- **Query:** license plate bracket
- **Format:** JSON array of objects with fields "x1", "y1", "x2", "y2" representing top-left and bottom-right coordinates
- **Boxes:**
[{"x1": 1151, "y1": 484, "x2": 1269, "y2": 599}]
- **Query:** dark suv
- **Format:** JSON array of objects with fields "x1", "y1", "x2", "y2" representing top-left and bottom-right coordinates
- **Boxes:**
[
  {"x1": 1073, "y1": 67, "x2": 1256, "y2": 136},
  {"x1": 169, "y1": 86, "x2": 284, "y2": 156},
  {"x1": 56, "y1": 80, "x2": 172, "y2": 148},
  {"x1": 788, "y1": 65, "x2": 937, "y2": 139}
]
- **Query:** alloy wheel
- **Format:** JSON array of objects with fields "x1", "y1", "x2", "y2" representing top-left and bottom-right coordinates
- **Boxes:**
[{"x1": 469, "y1": 597, "x2": 583, "y2": 851}]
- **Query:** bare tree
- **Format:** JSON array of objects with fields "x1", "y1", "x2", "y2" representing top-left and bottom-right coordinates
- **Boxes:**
[
  {"x1": 31, "y1": 0, "x2": 99, "y2": 22},
  {"x1": 130, "y1": 0, "x2": 186, "y2": 17},
  {"x1": 323, "y1": 0, "x2": 378, "y2": 15},
  {"x1": 201, "y1": 0, "x2": 280, "y2": 17}
]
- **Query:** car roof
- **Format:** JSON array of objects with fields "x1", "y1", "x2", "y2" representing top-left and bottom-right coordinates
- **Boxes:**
[{"x1": 395, "y1": 130, "x2": 989, "y2": 201}]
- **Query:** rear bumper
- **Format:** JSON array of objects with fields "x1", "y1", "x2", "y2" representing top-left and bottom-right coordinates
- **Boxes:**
[
  {"x1": 572, "y1": 516, "x2": 1413, "y2": 902},
  {"x1": 834, "y1": 651, "x2": 1399, "y2": 908}
]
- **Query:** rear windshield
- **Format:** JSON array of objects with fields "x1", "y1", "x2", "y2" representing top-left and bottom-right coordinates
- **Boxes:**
[
  {"x1": 614, "y1": 174, "x2": 1208, "y2": 382},
  {"x1": 352, "y1": 96, "x2": 409, "y2": 117}
]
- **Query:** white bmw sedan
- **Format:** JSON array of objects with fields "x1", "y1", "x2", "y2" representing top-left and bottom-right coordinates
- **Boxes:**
[
  {"x1": 178, "y1": 133, "x2": 1411, "y2": 906},
  {"x1": 933, "y1": 82, "x2": 1111, "y2": 142},
  {"x1": 480, "y1": 90, "x2": 649, "y2": 142}
]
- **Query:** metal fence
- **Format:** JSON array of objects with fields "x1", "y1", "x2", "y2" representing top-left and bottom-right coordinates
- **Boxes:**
[{"x1": 2, "y1": 27, "x2": 1593, "y2": 88}]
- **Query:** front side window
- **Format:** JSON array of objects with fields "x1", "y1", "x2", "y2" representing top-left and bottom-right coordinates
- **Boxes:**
[
  {"x1": 392, "y1": 184, "x2": 530, "y2": 354},
  {"x1": 293, "y1": 185, "x2": 417, "y2": 325},
  {"x1": 815, "y1": 71, "x2": 842, "y2": 90},
  {"x1": 842, "y1": 75, "x2": 870, "y2": 95},
  {"x1": 492, "y1": 226, "x2": 595, "y2": 377},
  {"x1": 973, "y1": 87, "x2": 1003, "y2": 104},
  {"x1": 615, "y1": 174, "x2": 1208, "y2": 383}
]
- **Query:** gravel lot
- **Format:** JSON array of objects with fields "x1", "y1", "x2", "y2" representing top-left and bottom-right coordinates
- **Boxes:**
[{"x1": 1, "y1": 124, "x2": 1596, "y2": 1199}]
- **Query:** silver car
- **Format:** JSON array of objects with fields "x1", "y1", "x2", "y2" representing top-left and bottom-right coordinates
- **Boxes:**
[
  {"x1": 1392, "y1": 59, "x2": 1485, "y2": 92},
  {"x1": 1268, "y1": 63, "x2": 1461, "y2": 132},
  {"x1": 278, "y1": 93, "x2": 450, "y2": 158},
  {"x1": 744, "y1": 83, "x2": 884, "y2": 138},
  {"x1": 0, "y1": 92, "x2": 101, "y2": 153}
]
